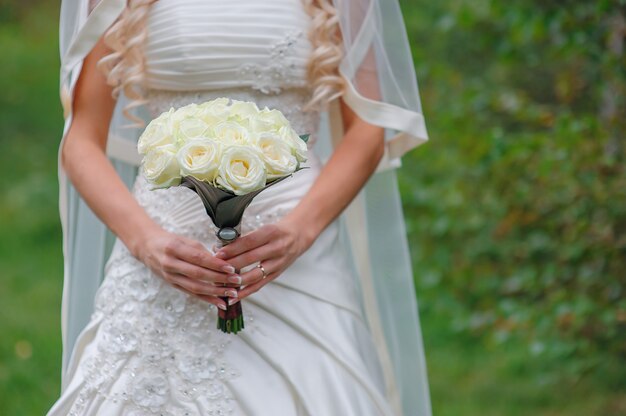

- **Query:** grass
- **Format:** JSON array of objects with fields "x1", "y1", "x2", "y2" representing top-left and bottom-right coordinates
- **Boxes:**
[
  {"x1": 0, "y1": 3, "x2": 64, "y2": 414},
  {"x1": 0, "y1": 3, "x2": 623, "y2": 415},
  {"x1": 419, "y1": 312, "x2": 626, "y2": 415}
]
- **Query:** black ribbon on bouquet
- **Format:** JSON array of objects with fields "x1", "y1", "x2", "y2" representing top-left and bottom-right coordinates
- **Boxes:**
[{"x1": 180, "y1": 175, "x2": 291, "y2": 232}]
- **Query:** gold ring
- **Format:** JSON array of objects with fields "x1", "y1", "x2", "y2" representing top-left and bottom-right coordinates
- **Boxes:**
[{"x1": 257, "y1": 263, "x2": 267, "y2": 279}]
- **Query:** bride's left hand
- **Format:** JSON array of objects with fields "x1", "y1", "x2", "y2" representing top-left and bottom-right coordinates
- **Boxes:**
[{"x1": 214, "y1": 216, "x2": 315, "y2": 303}]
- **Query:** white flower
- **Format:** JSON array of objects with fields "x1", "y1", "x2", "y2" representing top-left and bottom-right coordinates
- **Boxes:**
[
  {"x1": 279, "y1": 125, "x2": 308, "y2": 163},
  {"x1": 153, "y1": 287, "x2": 187, "y2": 327},
  {"x1": 251, "y1": 107, "x2": 291, "y2": 133},
  {"x1": 211, "y1": 121, "x2": 251, "y2": 145},
  {"x1": 197, "y1": 97, "x2": 230, "y2": 124},
  {"x1": 172, "y1": 103, "x2": 201, "y2": 120},
  {"x1": 256, "y1": 132, "x2": 298, "y2": 179},
  {"x1": 176, "y1": 349, "x2": 218, "y2": 383},
  {"x1": 137, "y1": 108, "x2": 175, "y2": 155},
  {"x1": 99, "y1": 319, "x2": 139, "y2": 355},
  {"x1": 216, "y1": 146, "x2": 267, "y2": 195},
  {"x1": 176, "y1": 139, "x2": 221, "y2": 182},
  {"x1": 175, "y1": 117, "x2": 210, "y2": 143},
  {"x1": 131, "y1": 372, "x2": 169, "y2": 410},
  {"x1": 127, "y1": 269, "x2": 163, "y2": 302},
  {"x1": 141, "y1": 144, "x2": 181, "y2": 189},
  {"x1": 228, "y1": 100, "x2": 260, "y2": 121}
]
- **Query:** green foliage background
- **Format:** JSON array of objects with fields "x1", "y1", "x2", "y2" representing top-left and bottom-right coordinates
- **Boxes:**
[
  {"x1": 402, "y1": 0, "x2": 626, "y2": 369},
  {"x1": 0, "y1": 1, "x2": 624, "y2": 414}
]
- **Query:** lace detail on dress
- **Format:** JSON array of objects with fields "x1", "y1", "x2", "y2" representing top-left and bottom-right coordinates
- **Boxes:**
[
  {"x1": 236, "y1": 29, "x2": 307, "y2": 95},
  {"x1": 67, "y1": 238, "x2": 249, "y2": 415}
]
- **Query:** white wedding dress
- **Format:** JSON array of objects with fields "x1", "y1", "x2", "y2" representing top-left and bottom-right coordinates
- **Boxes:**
[{"x1": 48, "y1": 0, "x2": 398, "y2": 414}]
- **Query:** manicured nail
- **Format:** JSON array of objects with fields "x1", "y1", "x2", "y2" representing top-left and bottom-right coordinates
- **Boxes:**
[
  {"x1": 227, "y1": 275, "x2": 242, "y2": 284},
  {"x1": 225, "y1": 289, "x2": 238, "y2": 298},
  {"x1": 215, "y1": 251, "x2": 226, "y2": 259},
  {"x1": 228, "y1": 298, "x2": 240, "y2": 306},
  {"x1": 222, "y1": 265, "x2": 235, "y2": 274},
  {"x1": 217, "y1": 303, "x2": 227, "y2": 311}
]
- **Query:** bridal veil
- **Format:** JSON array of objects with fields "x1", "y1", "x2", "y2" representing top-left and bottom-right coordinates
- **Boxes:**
[{"x1": 58, "y1": 0, "x2": 432, "y2": 414}]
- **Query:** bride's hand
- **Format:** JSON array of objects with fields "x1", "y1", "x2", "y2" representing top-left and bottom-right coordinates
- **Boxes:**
[
  {"x1": 214, "y1": 216, "x2": 315, "y2": 303},
  {"x1": 135, "y1": 228, "x2": 242, "y2": 310}
]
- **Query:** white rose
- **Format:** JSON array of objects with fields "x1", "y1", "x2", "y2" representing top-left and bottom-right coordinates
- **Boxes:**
[
  {"x1": 211, "y1": 121, "x2": 251, "y2": 145},
  {"x1": 279, "y1": 125, "x2": 308, "y2": 163},
  {"x1": 216, "y1": 146, "x2": 267, "y2": 195},
  {"x1": 172, "y1": 103, "x2": 201, "y2": 121},
  {"x1": 137, "y1": 108, "x2": 175, "y2": 155},
  {"x1": 175, "y1": 118, "x2": 210, "y2": 143},
  {"x1": 198, "y1": 98, "x2": 230, "y2": 124},
  {"x1": 256, "y1": 132, "x2": 298, "y2": 179},
  {"x1": 141, "y1": 144, "x2": 181, "y2": 189},
  {"x1": 228, "y1": 100, "x2": 260, "y2": 121},
  {"x1": 250, "y1": 107, "x2": 291, "y2": 133},
  {"x1": 176, "y1": 139, "x2": 221, "y2": 182}
]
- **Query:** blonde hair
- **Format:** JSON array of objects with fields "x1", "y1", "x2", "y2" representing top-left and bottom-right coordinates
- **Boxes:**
[{"x1": 98, "y1": 0, "x2": 346, "y2": 125}]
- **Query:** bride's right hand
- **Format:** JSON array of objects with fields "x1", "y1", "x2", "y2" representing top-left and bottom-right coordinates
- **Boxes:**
[{"x1": 134, "y1": 228, "x2": 241, "y2": 311}]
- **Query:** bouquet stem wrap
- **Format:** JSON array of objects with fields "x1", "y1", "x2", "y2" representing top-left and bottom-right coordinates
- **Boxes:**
[{"x1": 215, "y1": 228, "x2": 244, "y2": 333}]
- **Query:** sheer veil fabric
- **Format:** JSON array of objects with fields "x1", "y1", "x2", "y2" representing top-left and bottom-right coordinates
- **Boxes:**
[{"x1": 57, "y1": 0, "x2": 432, "y2": 415}]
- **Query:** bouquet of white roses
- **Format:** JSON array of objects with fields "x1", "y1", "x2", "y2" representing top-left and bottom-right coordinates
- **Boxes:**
[
  {"x1": 138, "y1": 97, "x2": 308, "y2": 193},
  {"x1": 137, "y1": 98, "x2": 309, "y2": 333}
]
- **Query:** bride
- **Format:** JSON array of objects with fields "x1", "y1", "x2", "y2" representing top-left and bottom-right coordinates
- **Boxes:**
[{"x1": 48, "y1": 0, "x2": 431, "y2": 414}]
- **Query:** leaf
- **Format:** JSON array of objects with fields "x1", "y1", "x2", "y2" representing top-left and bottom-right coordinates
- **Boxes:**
[{"x1": 299, "y1": 134, "x2": 310, "y2": 143}]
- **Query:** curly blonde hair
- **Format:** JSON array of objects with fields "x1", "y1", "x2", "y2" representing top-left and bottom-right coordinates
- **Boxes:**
[{"x1": 97, "y1": 0, "x2": 346, "y2": 125}]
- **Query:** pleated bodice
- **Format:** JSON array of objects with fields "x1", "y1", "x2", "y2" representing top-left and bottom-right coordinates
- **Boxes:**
[{"x1": 144, "y1": 0, "x2": 314, "y2": 93}]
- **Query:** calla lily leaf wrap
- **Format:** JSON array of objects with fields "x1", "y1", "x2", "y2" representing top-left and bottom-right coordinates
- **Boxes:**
[{"x1": 179, "y1": 175, "x2": 291, "y2": 229}]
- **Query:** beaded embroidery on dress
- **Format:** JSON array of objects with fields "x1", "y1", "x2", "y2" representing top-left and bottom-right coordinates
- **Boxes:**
[{"x1": 236, "y1": 30, "x2": 307, "y2": 94}]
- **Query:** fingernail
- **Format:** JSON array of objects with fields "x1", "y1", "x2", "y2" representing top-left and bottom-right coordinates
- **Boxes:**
[
  {"x1": 228, "y1": 275, "x2": 242, "y2": 284},
  {"x1": 217, "y1": 303, "x2": 227, "y2": 311},
  {"x1": 215, "y1": 251, "x2": 226, "y2": 259},
  {"x1": 226, "y1": 289, "x2": 238, "y2": 298},
  {"x1": 222, "y1": 265, "x2": 235, "y2": 274},
  {"x1": 228, "y1": 298, "x2": 240, "y2": 306}
]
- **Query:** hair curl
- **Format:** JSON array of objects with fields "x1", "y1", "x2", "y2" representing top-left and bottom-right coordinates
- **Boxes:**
[
  {"x1": 300, "y1": 0, "x2": 346, "y2": 111},
  {"x1": 97, "y1": 0, "x2": 346, "y2": 125}
]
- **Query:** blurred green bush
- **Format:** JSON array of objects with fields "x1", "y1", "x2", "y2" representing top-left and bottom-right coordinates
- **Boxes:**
[{"x1": 400, "y1": 0, "x2": 626, "y2": 375}]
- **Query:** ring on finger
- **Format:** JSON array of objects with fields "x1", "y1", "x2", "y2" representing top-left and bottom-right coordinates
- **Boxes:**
[{"x1": 256, "y1": 263, "x2": 267, "y2": 279}]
